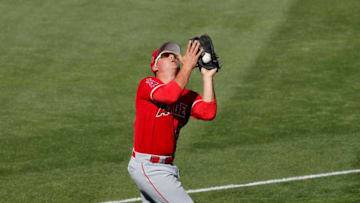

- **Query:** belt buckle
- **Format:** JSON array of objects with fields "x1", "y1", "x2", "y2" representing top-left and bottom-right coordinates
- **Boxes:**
[{"x1": 150, "y1": 156, "x2": 160, "y2": 163}]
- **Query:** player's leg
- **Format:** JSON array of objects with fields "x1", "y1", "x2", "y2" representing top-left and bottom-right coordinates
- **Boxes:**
[
  {"x1": 128, "y1": 157, "x2": 166, "y2": 202},
  {"x1": 140, "y1": 191, "x2": 155, "y2": 203},
  {"x1": 139, "y1": 162, "x2": 193, "y2": 203}
]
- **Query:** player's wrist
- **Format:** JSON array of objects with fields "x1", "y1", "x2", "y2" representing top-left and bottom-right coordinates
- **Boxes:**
[
  {"x1": 181, "y1": 64, "x2": 195, "y2": 72},
  {"x1": 202, "y1": 74, "x2": 214, "y2": 81}
]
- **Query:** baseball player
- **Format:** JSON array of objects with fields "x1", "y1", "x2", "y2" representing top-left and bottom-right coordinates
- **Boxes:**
[{"x1": 128, "y1": 40, "x2": 217, "y2": 203}]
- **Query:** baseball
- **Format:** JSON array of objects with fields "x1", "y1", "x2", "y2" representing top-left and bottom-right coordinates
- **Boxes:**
[{"x1": 202, "y1": 52, "x2": 212, "y2": 63}]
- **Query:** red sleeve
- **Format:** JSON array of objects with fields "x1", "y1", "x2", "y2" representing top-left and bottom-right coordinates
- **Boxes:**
[
  {"x1": 137, "y1": 77, "x2": 183, "y2": 104},
  {"x1": 191, "y1": 95, "x2": 217, "y2": 120}
]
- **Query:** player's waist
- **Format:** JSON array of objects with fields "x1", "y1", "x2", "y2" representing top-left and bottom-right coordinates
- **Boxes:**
[{"x1": 132, "y1": 149, "x2": 174, "y2": 164}]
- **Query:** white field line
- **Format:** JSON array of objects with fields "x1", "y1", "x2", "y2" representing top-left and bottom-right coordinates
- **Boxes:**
[{"x1": 103, "y1": 169, "x2": 360, "y2": 203}]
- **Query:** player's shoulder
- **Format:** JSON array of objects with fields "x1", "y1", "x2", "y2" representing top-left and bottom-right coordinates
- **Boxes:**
[{"x1": 139, "y1": 76, "x2": 163, "y2": 88}]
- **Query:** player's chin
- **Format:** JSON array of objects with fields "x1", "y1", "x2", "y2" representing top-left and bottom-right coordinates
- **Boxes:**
[
  {"x1": 172, "y1": 61, "x2": 179, "y2": 67},
  {"x1": 170, "y1": 63, "x2": 180, "y2": 70}
]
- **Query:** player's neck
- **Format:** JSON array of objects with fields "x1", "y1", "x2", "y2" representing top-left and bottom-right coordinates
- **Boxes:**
[{"x1": 156, "y1": 71, "x2": 176, "y2": 84}]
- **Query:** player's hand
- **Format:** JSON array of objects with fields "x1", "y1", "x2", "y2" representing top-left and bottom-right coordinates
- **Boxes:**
[
  {"x1": 201, "y1": 67, "x2": 217, "y2": 78},
  {"x1": 176, "y1": 40, "x2": 203, "y2": 70}
]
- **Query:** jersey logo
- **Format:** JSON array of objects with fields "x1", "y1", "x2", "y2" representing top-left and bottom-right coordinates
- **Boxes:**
[
  {"x1": 155, "y1": 108, "x2": 171, "y2": 117},
  {"x1": 155, "y1": 103, "x2": 188, "y2": 118},
  {"x1": 145, "y1": 78, "x2": 159, "y2": 88}
]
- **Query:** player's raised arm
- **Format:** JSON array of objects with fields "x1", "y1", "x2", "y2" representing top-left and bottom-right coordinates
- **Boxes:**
[
  {"x1": 201, "y1": 68, "x2": 217, "y2": 102},
  {"x1": 191, "y1": 68, "x2": 217, "y2": 121},
  {"x1": 174, "y1": 40, "x2": 203, "y2": 89}
]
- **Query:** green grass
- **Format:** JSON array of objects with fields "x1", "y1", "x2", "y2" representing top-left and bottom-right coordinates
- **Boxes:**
[
  {"x1": 1, "y1": 0, "x2": 359, "y2": 202},
  {"x1": 191, "y1": 173, "x2": 360, "y2": 202}
]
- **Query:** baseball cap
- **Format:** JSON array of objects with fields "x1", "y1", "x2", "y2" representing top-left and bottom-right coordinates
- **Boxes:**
[{"x1": 150, "y1": 42, "x2": 181, "y2": 71}]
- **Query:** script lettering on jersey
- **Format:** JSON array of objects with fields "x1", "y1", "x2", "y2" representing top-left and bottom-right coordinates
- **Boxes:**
[
  {"x1": 155, "y1": 102, "x2": 188, "y2": 118},
  {"x1": 145, "y1": 78, "x2": 159, "y2": 88}
]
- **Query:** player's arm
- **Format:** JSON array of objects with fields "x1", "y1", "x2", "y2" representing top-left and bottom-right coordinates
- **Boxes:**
[
  {"x1": 191, "y1": 98, "x2": 217, "y2": 120},
  {"x1": 150, "y1": 80, "x2": 182, "y2": 104},
  {"x1": 201, "y1": 68, "x2": 217, "y2": 102},
  {"x1": 191, "y1": 68, "x2": 217, "y2": 120},
  {"x1": 174, "y1": 40, "x2": 203, "y2": 89}
]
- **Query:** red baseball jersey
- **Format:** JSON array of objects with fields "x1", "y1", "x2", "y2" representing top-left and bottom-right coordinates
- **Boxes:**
[{"x1": 133, "y1": 76, "x2": 216, "y2": 156}]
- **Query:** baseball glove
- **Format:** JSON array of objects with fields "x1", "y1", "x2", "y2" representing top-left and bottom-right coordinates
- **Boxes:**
[{"x1": 191, "y1": 34, "x2": 221, "y2": 71}]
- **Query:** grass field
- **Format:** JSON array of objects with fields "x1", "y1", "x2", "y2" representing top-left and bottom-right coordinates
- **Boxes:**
[{"x1": 1, "y1": 0, "x2": 360, "y2": 202}]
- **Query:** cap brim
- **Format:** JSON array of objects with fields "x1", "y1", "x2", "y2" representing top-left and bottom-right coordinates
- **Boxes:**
[{"x1": 156, "y1": 42, "x2": 181, "y2": 58}]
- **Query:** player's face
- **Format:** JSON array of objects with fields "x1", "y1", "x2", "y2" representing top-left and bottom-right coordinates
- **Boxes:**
[{"x1": 157, "y1": 52, "x2": 180, "y2": 70}]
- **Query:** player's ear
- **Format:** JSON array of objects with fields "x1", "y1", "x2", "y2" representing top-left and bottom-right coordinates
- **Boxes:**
[
  {"x1": 152, "y1": 67, "x2": 157, "y2": 72},
  {"x1": 152, "y1": 64, "x2": 158, "y2": 74}
]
